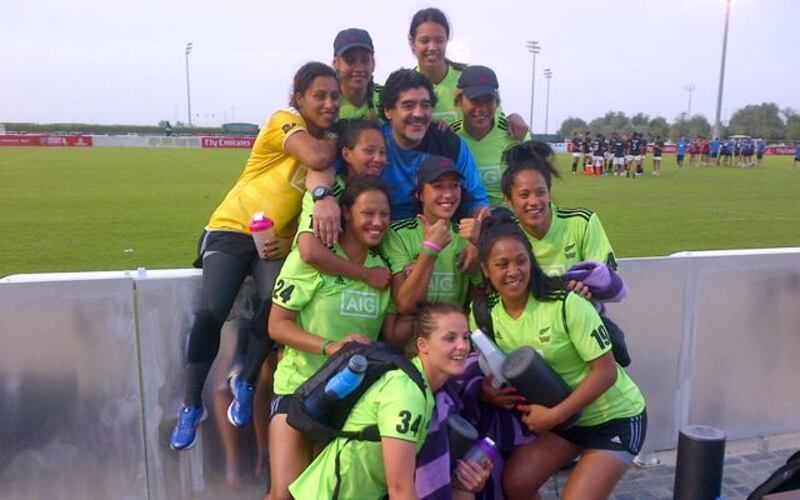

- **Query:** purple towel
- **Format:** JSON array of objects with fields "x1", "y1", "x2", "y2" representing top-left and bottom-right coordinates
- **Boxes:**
[
  {"x1": 415, "y1": 354, "x2": 535, "y2": 500},
  {"x1": 563, "y1": 260, "x2": 627, "y2": 302}
]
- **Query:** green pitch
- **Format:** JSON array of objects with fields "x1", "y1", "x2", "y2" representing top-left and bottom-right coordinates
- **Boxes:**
[{"x1": 0, "y1": 147, "x2": 797, "y2": 277}]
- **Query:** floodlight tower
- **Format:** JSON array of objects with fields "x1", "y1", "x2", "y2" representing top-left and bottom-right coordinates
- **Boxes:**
[
  {"x1": 185, "y1": 42, "x2": 193, "y2": 127},
  {"x1": 685, "y1": 84, "x2": 696, "y2": 117},
  {"x1": 713, "y1": 0, "x2": 731, "y2": 138},
  {"x1": 543, "y1": 68, "x2": 553, "y2": 135},
  {"x1": 526, "y1": 41, "x2": 540, "y2": 132}
]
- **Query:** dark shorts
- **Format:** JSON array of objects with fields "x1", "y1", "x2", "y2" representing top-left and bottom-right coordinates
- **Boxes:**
[
  {"x1": 757, "y1": 153, "x2": 764, "y2": 159},
  {"x1": 554, "y1": 410, "x2": 647, "y2": 461},
  {"x1": 193, "y1": 230, "x2": 258, "y2": 268},
  {"x1": 710, "y1": 152, "x2": 719, "y2": 158},
  {"x1": 269, "y1": 394, "x2": 293, "y2": 420},
  {"x1": 677, "y1": 154, "x2": 685, "y2": 161}
]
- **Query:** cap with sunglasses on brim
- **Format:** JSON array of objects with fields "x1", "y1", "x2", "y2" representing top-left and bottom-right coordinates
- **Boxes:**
[
  {"x1": 416, "y1": 155, "x2": 463, "y2": 190},
  {"x1": 457, "y1": 65, "x2": 499, "y2": 99},
  {"x1": 333, "y1": 28, "x2": 374, "y2": 57}
]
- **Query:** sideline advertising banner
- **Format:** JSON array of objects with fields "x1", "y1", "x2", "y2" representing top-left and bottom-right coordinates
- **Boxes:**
[
  {"x1": 0, "y1": 135, "x2": 94, "y2": 147},
  {"x1": 200, "y1": 136, "x2": 255, "y2": 149}
]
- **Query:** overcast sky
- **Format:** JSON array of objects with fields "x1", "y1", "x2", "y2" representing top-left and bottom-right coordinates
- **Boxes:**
[{"x1": 2, "y1": 0, "x2": 798, "y2": 132}]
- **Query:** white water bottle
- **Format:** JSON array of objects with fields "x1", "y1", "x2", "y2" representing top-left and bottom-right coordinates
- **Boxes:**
[{"x1": 470, "y1": 329, "x2": 509, "y2": 389}]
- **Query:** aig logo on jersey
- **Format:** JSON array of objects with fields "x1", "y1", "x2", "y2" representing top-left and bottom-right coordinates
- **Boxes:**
[
  {"x1": 429, "y1": 272, "x2": 455, "y2": 296},
  {"x1": 341, "y1": 290, "x2": 380, "y2": 318}
]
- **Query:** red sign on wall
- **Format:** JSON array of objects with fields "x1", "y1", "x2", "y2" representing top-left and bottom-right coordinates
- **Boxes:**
[
  {"x1": 764, "y1": 145, "x2": 796, "y2": 156},
  {"x1": 0, "y1": 135, "x2": 93, "y2": 147},
  {"x1": 200, "y1": 136, "x2": 255, "y2": 149}
]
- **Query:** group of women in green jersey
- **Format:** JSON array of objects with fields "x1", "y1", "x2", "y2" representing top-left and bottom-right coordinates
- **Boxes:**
[
  {"x1": 168, "y1": 5, "x2": 646, "y2": 500},
  {"x1": 474, "y1": 142, "x2": 646, "y2": 499}
]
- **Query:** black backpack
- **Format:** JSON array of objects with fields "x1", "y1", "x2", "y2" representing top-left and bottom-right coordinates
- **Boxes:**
[
  {"x1": 748, "y1": 450, "x2": 800, "y2": 499},
  {"x1": 286, "y1": 341, "x2": 427, "y2": 444},
  {"x1": 472, "y1": 288, "x2": 631, "y2": 367}
]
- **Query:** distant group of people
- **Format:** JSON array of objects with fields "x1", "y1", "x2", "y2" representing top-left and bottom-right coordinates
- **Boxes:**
[
  {"x1": 675, "y1": 136, "x2": 766, "y2": 168},
  {"x1": 569, "y1": 131, "x2": 665, "y2": 177},
  {"x1": 167, "y1": 7, "x2": 647, "y2": 500},
  {"x1": 570, "y1": 131, "x2": 784, "y2": 177}
]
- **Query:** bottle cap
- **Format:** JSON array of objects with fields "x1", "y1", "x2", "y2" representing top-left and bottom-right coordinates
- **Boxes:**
[
  {"x1": 481, "y1": 437, "x2": 500, "y2": 463},
  {"x1": 249, "y1": 212, "x2": 274, "y2": 232},
  {"x1": 348, "y1": 354, "x2": 368, "y2": 373}
]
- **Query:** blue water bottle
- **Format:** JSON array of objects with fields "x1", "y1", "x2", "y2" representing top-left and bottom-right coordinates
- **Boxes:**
[{"x1": 304, "y1": 354, "x2": 368, "y2": 419}]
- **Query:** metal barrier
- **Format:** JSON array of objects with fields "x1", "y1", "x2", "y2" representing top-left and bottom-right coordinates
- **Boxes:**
[
  {"x1": 2, "y1": 249, "x2": 800, "y2": 499},
  {"x1": 608, "y1": 256, "x2": 689, "y2": 451},
  {"x1": 0, "y1": 279, "x2": 146, "y2": 500}
]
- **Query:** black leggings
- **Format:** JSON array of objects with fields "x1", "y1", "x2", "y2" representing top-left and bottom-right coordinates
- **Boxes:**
[{"x1": 183, "y1": 231, "x2": 282, "y2": 406}]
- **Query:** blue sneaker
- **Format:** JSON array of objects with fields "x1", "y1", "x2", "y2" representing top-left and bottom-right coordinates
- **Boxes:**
[
  {"x1": 170, "y1": 404, "x2": 206, "y2": 451},
  {"x1": 227, "y1": 378, "x2": 256, "y2": 427}
]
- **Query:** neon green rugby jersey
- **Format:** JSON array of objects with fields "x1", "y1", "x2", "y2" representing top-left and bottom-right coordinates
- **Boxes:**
[
  {"x1": 414, "y1": 64, "x2": 463, "y2": 125},
  {"x1": 289, "y1": 356, "x2": 434, "y2": 500},
  {"x1": 338, "y1": 84, "x2": 383, "y2": 121},
  {"x1": 523, "y1": 204, "x2": 617, "y2": 277},
  {"x1": 469, "y1": 292, "x2": 644, "y2": 427},
  {"x1": 452, "y1": 115, "x2": 530, "y2": 209},
  {"x1": 271, "y1": 244, "x2": 390, "y2": 395},
  {"x1": 379, "y1": 217, "x2": 478, "y2": 306}
]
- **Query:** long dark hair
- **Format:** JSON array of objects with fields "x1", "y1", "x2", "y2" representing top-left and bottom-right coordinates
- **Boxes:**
[
  {"x1": 408, "y1": 7, "x2": 467, "y2": 71},
  {"x1": 500, "y1": 140, "x2": 561, "y2": 197},
  {"x1": 409, "y1": 7, "x2": 450, "y2": 40},
  {"x1": 477, "y1": 208, "x2": 564, "y2": 302},
  {"x1": 289, "y1": 62, "x2": 337, "y2": 108},
  {"x1": 334, "y1": 119, "x2": 383, "y2": 168},
  {"x1": 338, "y1": 175, "x2": 390, "y2": 230}
]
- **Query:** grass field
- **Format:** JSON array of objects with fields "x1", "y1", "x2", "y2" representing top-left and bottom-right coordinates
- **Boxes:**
[{"x1": 1, "y1": 147, "x2": 797, "y2": 277}]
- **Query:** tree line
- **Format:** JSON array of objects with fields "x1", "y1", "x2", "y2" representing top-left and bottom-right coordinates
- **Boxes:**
[
  {"x1": 6, "y1": 102, "x2": 799, "y2": 141},
  {"x1": 559, "y1": 103, "x2": 800, "y2": 141},
  {"x1": 3, "y1": 122, "x2": 224, "y2": 136}
]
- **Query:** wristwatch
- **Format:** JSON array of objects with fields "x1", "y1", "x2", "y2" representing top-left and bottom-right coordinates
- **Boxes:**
[{"x1": 311, "y1": 186, "x2": 333, "y2": 202}]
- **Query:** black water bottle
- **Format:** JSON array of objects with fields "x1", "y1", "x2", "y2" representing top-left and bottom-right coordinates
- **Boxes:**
[
  {"x1": 447, "y1": 414, "x2": 479, "y2": 468},
  {"x1": 502, "y1": 346, "x2": 581, "y2": 430}
]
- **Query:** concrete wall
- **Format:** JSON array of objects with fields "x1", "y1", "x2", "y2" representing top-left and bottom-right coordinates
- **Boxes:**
[{"x1": 2, "y1": 249, "x2": 800, "y2": 499}]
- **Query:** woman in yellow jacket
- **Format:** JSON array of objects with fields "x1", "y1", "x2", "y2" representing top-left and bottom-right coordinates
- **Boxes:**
[{"x1": 170, "y1": 62, "x2": 340, "y2": 450}]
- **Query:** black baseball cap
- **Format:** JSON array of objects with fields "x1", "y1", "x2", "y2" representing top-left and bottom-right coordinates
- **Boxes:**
[
  {"x1": 416, "y1": 155, "x2": 462, "y2": 189},
  {"x1": 457, "y1": 65, "x2": 499, "y2": 99},
  {"x1": 333, "y1": 28, "x2": 374, "y2": 57}
]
